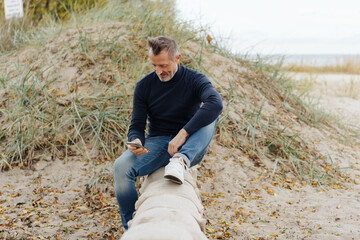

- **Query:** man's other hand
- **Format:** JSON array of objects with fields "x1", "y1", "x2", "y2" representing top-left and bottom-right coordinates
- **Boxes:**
[
  {"x1": 128, "y1": 139, "x2": 149, "y2": 156},
  {"x1": 168, "y1": 129, "x2": 189, "y2": 156}
]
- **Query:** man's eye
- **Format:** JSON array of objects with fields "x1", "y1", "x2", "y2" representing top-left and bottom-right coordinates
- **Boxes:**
[{"x1": 152, "y1": 65, "x2": 167, "y2": 68}]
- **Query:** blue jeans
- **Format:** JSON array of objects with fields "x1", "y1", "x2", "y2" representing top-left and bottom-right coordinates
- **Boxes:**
[{"x1": 113, "y1": 120, "x2": 217, "y2": 230}]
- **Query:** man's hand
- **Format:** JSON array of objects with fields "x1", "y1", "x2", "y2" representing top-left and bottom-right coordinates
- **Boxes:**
[
  {"x1": 168, "y1": 129, "x2": 189, "y2": 156},
  {"x1": 127, "y1": 139, "x2": 149, "y2": 156}
]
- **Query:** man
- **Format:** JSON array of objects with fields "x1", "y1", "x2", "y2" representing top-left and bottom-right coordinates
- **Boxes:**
[{"x1": 113, "y1": 36, "x2": 223, "y2": 230}]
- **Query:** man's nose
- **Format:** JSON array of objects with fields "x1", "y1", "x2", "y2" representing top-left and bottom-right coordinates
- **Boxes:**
[{"x1": 155, "y1": 67, "x2": 163, "y2": 74}]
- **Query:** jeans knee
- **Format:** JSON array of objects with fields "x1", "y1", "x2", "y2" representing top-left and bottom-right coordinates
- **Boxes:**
[{"x1": 113, "y1": 152, "x2": 135, "y2": 176}]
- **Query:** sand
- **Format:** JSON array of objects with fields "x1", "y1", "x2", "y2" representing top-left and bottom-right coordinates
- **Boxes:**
[
  {"x1": 0, "y1": 158, "x2": 120, "y2": 239},
  {"x1": 195, "y1": 73, "x2": 360, "y2": 239},
  {"x1": 288, "y1": 72, "x2": 360, "y2": 126}
]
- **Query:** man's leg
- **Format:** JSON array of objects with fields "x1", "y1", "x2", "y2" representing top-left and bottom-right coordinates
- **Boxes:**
[
  {"x1": 113, "y1": 136, "x2": 172, "y2": 230},
  {"x1": 164, "y1": 119, "x2": 217, "y2": 183}
]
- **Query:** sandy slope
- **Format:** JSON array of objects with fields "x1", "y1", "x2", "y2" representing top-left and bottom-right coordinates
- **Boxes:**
[{"x1": 197, "y1": 73, "x2": 360, "y2": 239}]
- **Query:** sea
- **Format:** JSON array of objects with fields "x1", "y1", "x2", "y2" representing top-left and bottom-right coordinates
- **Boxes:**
[{"x1": 242, "y1": 54, "x2": 360, "y2": 67}]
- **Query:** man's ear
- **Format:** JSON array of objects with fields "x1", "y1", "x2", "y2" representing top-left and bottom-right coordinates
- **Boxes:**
[{"x1": 175, "y1": 53, "x2": 181, "y2": 63}]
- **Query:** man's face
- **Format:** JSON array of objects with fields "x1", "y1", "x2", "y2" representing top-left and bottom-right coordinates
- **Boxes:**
[{"x1": 149, "y1": 49, "x2": 181, "y2": 82}]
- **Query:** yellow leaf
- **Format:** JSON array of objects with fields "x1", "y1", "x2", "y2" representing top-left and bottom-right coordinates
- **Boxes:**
[{"x1": 266, "y1": 188, "x2": 274, "y2": 195}]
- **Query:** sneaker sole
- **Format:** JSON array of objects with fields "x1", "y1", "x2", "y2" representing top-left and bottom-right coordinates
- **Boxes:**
[{"x1": 164, "y1": 175, "x2": 183, "y2": 185}]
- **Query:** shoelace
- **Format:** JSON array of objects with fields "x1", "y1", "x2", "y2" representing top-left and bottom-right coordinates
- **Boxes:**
[{"x1": 172, "y1": 157, "x2": 188, "y2": 170}]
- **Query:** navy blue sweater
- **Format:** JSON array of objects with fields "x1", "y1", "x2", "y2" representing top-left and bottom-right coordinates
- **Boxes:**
[{"x1": 128, "y1": 65, "x2": 223, "y2": 144}]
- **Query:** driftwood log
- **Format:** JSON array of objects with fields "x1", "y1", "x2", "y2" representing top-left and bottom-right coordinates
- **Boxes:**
[{"x1": 121, "y1": 166, "x2": 208, "y2": 240}]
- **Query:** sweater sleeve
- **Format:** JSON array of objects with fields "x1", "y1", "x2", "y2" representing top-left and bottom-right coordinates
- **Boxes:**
[
  {"x1": 127, "y1": 82, "x2": 147, "y2": 145},
  {"x1": 183, "y1": 75, "x2": 223, "y2": 135}
]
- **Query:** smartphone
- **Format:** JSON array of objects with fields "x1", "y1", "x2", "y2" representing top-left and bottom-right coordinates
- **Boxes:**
[{"x1": 126, "y1": 142, "x2": 149, "y2": 152}]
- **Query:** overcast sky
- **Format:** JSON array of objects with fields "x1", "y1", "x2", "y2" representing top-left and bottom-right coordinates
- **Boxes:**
[{"x1": 175, "y1": 0, "x2": 360, "y2": 55}]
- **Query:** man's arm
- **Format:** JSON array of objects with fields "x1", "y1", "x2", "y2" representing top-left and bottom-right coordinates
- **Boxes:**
[
  {"x1": 168, "y1": 74, "x2": 223, "y2": 156},
  {"x1": 183, "y1": 76, "x2": 223, "y2": 135}
]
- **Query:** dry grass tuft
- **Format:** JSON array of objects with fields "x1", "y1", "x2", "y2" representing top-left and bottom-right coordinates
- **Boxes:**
[{"x1": 283, "y1": 56, "x2": 360, "y2": 75}]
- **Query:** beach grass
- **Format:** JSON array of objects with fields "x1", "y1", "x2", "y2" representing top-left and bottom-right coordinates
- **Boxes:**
[{"x1": 334, "y1": 79, "x2": 360, "y2": 99}]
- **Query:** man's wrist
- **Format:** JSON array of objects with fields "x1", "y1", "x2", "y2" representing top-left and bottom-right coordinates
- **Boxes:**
[{"x1": 179, "y1": 128, "x2": 189, "y2": 137}]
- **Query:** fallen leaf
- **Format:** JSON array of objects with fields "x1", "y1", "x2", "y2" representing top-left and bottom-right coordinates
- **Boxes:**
[{"x1": 206, "y1": 35, "x2": 213, "y2": 44}]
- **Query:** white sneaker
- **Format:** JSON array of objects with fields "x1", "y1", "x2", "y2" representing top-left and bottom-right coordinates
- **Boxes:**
[{"x1": 164, "y1": 157, "x2": 188, "y2": 184}]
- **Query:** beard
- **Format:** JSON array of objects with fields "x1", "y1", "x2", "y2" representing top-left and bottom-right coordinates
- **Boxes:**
[
  {"x1": 157, "y1": 66, "x2": 178, "y2": 82},
  {"x1": 158, "y1": 73, "x2": 172, "y2": 81}
]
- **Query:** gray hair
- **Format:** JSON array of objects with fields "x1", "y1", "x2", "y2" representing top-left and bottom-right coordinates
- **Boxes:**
[{"x1": 147, "y1": 36, "x2": 180, "y2": 59}]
